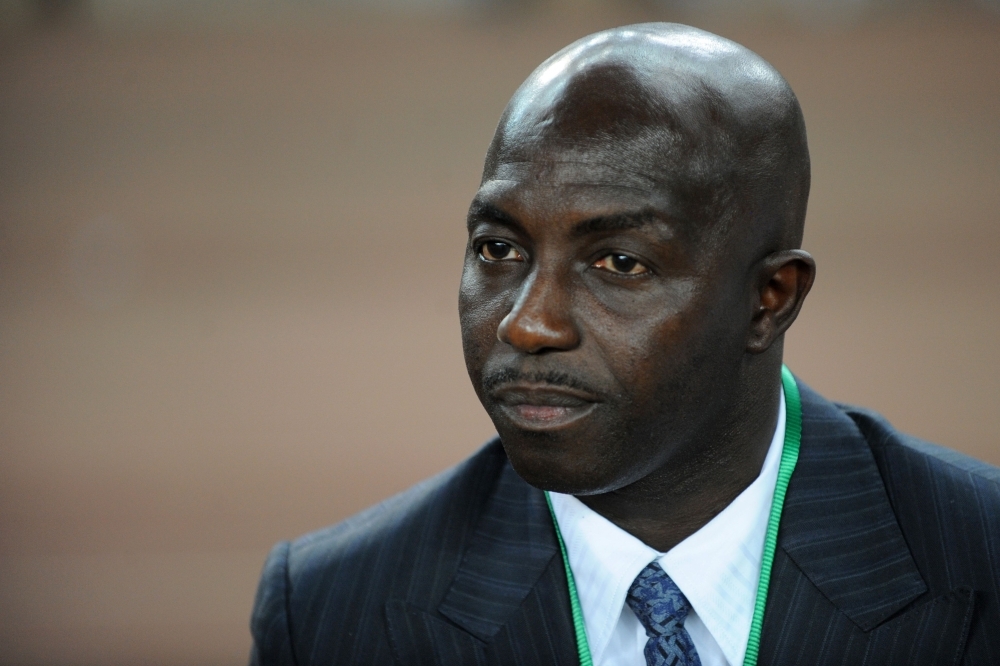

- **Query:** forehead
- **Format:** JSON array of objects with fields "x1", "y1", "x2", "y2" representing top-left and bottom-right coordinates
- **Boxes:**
[{"x1": 475, "y1": 137, "x2": 704, "y2": 235}]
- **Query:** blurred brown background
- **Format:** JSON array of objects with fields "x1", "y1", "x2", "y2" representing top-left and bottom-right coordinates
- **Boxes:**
[{"x1": 1, "y1": 0, "x2": 998, "y2": 663}]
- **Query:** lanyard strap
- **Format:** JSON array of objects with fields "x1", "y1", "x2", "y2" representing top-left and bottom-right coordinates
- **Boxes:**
[
  {"x1": 544, "y1": 490, "x2": 595, "y2": 666},
  {"x1": 544, "y1": 365, "x2": 802, "y2": 666}
]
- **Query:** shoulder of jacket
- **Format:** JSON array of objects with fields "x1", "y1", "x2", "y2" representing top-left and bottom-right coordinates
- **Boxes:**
[
  {"x1": 284, "y1": 437, "x2": 506, "y2": 585},
  {"x1": 840, "y1": 403, "x2": 1000, "y2": 492}
]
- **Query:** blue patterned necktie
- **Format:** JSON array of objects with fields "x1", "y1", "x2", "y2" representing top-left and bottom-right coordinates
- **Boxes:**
[{"x1": 626, "y1": 561, "x2": 702, "y2": 666}]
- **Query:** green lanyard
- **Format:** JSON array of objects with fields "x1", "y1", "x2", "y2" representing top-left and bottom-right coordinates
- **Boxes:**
[{"x1": 544, "y1": 365, "x2": 803, "y2": 666}]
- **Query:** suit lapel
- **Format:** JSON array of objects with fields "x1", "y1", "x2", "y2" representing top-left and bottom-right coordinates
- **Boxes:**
[
  {"x1": 780, "y1": 380, "x2": 927, "y2": 630},
  {"x1": 437, "y1": 461, "x2": 562, "y2": 640},
  {"x1": 386, "y1": 457, "x2": 578, "y2": 665},
  {"x1": 759, "y1": 378, "x2": 973, "y2": 664}
]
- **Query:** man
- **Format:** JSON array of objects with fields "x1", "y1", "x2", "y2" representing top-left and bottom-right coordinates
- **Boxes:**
[{"x1": 249, "y1": 23, "x2": 1000, "y2": 665}]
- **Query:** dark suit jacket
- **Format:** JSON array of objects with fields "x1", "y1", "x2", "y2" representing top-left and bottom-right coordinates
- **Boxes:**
[{"x1": 249, "y1": 379, "x2": 1000, "y2": 665}]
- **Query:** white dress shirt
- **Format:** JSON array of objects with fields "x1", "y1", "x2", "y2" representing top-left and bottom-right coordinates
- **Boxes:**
[{"x1": 548, "y1": 388, "x2": 786, "y2": 666}]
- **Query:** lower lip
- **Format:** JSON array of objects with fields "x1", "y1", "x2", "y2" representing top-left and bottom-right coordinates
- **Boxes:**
[{"x1": 500, "y1": 402, "x2": 597, "y2": 430}]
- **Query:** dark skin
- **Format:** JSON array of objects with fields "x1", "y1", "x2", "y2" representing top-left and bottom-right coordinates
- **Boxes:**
[{"x1": 459, "y1": 23, "x2": 816, "y2": 552}]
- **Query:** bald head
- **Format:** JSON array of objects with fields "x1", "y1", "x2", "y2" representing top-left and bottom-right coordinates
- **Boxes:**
[{"x1": 485, "y1": 23, "x2": 810, "y2": 254}]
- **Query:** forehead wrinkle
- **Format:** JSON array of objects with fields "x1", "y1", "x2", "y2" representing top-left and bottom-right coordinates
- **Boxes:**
[
  {"x1": 480, "y1": 170, "x2": 657, "y2": 200},
  {"x1": 487, "y1": 149, "x2": 663, "y2": 194},
  {"x1": 494, "y1": 114, "x2": 720, "y2": 191},
  {"x1": 484, "y1": 138, "x2": 727, "y2": 231}
]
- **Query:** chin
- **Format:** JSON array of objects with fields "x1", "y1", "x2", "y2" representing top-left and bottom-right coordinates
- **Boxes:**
[{"x1": 499, "y1": 431, "x2": 623, "y2": 496}]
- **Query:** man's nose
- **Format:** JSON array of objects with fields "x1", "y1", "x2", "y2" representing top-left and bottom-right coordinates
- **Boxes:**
[{"x1": 496, "y1": 269, "x2": 581, "y2": 354}]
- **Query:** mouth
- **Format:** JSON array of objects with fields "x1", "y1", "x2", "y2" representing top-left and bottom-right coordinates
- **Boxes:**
[{"x1": 491, "y1": 384, "x2": 600, "y2": 431}]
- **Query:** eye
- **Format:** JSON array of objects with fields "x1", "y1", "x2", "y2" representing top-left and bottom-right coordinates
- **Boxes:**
[
  {"x1": 593, "y1": 253, "x2": 649, "y2": 275},
  {"x1": 479, "y1": 241, "x2": 523, "y2": 262}
]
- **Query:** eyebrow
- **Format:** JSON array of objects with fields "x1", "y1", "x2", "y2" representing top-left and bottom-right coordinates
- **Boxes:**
[
  {"x1": 467, "y1": 201, "x2": 673, "y2": 240},
  {"x1": 570, "y1": 210, "x2": 668, "y2": 237},
  {"x1": 467, "y1": 201, "x2": 522, "y2": 232}
]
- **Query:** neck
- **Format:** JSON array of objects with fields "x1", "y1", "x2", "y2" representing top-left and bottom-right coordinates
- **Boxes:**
[{"x1": 577, "y1": 371, "x2": 781, "y2": 553}]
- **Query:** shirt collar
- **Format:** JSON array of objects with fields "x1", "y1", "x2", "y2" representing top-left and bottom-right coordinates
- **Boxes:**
[{"x1": 549, "y1": 387, "x2": 786, "y2": 666}]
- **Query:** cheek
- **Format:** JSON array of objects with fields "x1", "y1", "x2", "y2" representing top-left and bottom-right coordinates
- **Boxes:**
[
  {"x1": 585, "y1": 278, "x2": 701, "y2": 384},
  {"x1": 459, "y1": 265, "x2": 512, "y2": 372},
  {"x1": 617, "y1": 304, "x2": 748, "y2": 435}
]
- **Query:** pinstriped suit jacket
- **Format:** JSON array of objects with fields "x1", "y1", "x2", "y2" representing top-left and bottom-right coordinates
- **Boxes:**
[{"x1": 249, "y1": 378, "x2": 1000, "y2": 665}]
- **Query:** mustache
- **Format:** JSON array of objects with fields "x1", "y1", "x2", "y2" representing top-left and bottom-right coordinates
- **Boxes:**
[{"x1": 481, "y1": 368, "x2": 602, "y2": 396}]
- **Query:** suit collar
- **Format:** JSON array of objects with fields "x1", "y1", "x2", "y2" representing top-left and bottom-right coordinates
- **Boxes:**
[
  {"x1": 779, "y1": 378, "x2": 927, "y2": 631},
  {"x1": 437, "y1": 459, "x2": 560, "y2": 642}
]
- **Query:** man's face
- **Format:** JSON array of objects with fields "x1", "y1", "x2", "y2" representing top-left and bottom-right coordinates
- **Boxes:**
[{"x1": 460, "y1": 137, "x2": 752, "y2": 495}]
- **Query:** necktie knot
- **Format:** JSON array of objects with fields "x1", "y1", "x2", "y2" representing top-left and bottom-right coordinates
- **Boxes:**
[{"x1": 626, "y1": 562, "x2": 701, "y2": 666}]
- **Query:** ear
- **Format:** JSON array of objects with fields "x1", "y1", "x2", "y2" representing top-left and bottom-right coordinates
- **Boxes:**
[{"x1": 746, "y1": 250, "x2": 816, "y2": 354}]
